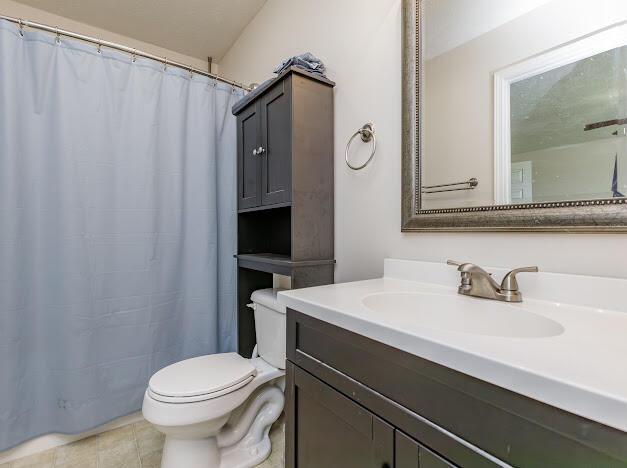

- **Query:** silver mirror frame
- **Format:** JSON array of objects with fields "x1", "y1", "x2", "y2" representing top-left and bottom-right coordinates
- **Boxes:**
[{"x1": 401, "y1": 0, "x2": 627, "y2": 232}]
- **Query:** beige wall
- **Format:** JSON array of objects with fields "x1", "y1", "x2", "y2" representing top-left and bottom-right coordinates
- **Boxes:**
[
  {"x1": 422, "y1": 0, "x2": 627, "y2": 209},
  {"x1": 220, "y1": 0, "x2": 627, "y2": 282},
  {"x1": 513, "y1": 137, "x2": 627, "y2": 202},
  {"x1": 0, "y1": 0, "x2": 208, "y2": 70}
]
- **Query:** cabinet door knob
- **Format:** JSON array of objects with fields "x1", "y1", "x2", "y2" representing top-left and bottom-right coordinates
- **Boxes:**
[
  {"x1": 252, "y1": 148, "x2": 258, "y2": 156},
  {"x1": 257, "y1": 146, "x2": 265, "y2": 155}
]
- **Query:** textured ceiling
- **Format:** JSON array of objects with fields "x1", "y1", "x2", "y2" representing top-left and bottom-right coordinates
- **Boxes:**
[
  {"x1": 511, "y1": 45, "x2": 627, "y2": 155},
  {"x1": 12, "y1": 0, "x2": 267, "y2": 61}
]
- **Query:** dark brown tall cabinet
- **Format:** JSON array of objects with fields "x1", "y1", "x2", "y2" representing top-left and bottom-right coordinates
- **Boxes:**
[
  {"x1": 232, "y1": 67, "x2": 335, "y2": 356},
  {"x1": 237, "y1": 83, "x2": 291, "y2": 209}
]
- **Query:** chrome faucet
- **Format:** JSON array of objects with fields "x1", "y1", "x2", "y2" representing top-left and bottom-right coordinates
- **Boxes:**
[{"x1": 447, "y1": 260, "x2": 538, "y2": 302}]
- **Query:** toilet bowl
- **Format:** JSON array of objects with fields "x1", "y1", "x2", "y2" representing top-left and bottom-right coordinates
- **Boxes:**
[{"x1": 142, "y1": 288, "x2": 287, "y2": 468}]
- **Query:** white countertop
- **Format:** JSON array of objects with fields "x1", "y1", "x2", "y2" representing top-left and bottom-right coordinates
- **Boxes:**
[{"x1": 278, "y1": 259, "x2": 627, "y2": 433}]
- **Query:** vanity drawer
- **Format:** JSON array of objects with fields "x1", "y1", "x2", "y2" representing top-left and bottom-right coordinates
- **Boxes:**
[{"x1": 287, "y1": 309, "x2": 627, "y2": 467}]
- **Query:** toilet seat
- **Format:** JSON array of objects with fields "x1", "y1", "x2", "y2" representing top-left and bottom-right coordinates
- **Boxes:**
[{"x1": 148, "y1": 353, "x2": 257, "y2": 404}]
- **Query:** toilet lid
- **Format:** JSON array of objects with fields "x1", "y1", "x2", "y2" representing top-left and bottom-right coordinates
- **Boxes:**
[{"x1": 149, "y1": 353, "x2": 257, "y2": 399}]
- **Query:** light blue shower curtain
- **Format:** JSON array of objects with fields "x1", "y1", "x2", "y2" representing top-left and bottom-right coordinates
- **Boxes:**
[{"x1": 0, "y1": 19, "x2": 243, "y2": 450}]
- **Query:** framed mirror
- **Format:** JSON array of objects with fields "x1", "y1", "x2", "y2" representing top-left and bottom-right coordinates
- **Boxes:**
[{"x1": 402, "y1": 0, "x2": 627, "y2": 231}]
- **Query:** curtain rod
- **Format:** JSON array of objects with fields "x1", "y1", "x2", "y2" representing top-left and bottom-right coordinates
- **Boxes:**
[{"x1": 0, "y1": 15, "x2": 252, "y2": 91}]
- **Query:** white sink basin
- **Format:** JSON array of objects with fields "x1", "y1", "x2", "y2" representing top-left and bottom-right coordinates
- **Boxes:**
[
  {"x1": 279, "y1": 259, "x2": 627, "y2": 432},
  {"x1": 362, "y1": 292, "x2": 564, "y2": 338}
]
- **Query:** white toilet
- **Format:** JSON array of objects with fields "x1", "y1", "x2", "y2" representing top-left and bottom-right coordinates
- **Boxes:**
[{"x1": 142, "y1": 288, "x2": 286, "y2": 468}]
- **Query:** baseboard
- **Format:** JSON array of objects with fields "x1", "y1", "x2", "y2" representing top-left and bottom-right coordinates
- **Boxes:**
[{"x1": 0, "y1": 411, "x2": 144, "y2": 464}]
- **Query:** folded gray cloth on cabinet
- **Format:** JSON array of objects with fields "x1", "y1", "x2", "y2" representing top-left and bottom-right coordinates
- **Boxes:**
[{"x1": 273, "y1": 52, "x2": 326, "y2": 76}]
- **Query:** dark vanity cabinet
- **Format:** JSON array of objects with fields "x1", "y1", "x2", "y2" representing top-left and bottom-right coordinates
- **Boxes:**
[
  {"x1": 291, "y1": 365, "x2": 394, "y2": 468},
  {"x1": 396, "y1": 433, "x2": 455, "y2": 468},
  {"x1": 286, "y1": 310, "x2": 627, "y2": 468},
  {"x1": 288, "y1": 361, "x2": 452, "y2": 468},
  {"x1": 232, "y1": 68, "x2": 336, "y2": 356}
]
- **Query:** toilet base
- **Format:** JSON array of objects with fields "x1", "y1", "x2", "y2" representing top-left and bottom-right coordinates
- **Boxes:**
[
  {"x1": 160, "y1": 431, "x2": 274, "y2": 468},
  {"x1": 158, "y1": 382, "x2": 284, "y2": 468},
  {"x1": 219, "y1": 433, "x2": 272, "y2": 468},
  {"x1": 162, "y1": 436, "x2": 220, "y2": 468}
]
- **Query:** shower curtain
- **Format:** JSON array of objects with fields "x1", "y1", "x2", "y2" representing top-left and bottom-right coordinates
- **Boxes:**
[{"x1": 0, "y1": 19, "x2": 243, "y2": 450}]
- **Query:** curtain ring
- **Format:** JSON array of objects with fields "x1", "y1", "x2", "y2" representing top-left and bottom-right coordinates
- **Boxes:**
[
  {"x1": 97, "y1": 40, "x2": 102, "y2": 54},
  {"x1": 55, "y1": 27, "x2": 60, "y2": 44},
  {"x1": 132, "y1": 49, "x2": 137, "y2": 62},
  {"x1": 189, "y1": 66, "x2": 193, "y2": 79},
  {"x1": 18, "y1": 18, "x2": 24, "y2": 37},
  {"x1": 163, "y1": 57, "x2": 168, "y2": 71}
]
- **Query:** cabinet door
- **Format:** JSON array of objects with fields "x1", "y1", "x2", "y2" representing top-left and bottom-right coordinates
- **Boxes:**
[
  {"x1": 260, "y1": 81, "x2": 292, "y2": 206},
  {"x1": 396, "y1": 431, "x2": 457, "y2": 468},
  {"x1": 287, "y1": 363, "x2": 393, "y2": 468},
  {"x1": 237, "y1": 103, "x2": 262, "y2": 210}
]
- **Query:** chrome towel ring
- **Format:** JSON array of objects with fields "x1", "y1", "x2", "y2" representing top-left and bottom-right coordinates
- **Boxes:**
[{"x1": 345, "y1": 123, "x2": 376, "y2": 170}]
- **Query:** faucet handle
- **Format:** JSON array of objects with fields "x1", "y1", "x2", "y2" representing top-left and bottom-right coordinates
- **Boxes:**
[
  {"x1": 500, "y1": 266, "x2": 539, "y2": 291},
  {"x1": 447, "y1": 260, "x2": 489, "y2": 275},
  {"x1": 447, "y1": 260, "x2": 475, "y2": 274}
]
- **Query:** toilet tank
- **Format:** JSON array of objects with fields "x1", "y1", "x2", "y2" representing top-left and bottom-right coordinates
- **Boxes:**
[{"x1": 250, "y1": 288, "x2": 287, "y2": 370}]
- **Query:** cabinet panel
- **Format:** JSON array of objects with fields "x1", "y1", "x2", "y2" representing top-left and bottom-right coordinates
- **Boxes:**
[
  {"x1": 260, "y1": 81, "x2": 292, "y2": 206},
  {"x1": 397, "y1": 432, "x2": 456, "y2": 468},
  {"x1": 237, "y1": 104, "x2": 261, "y2": 209},
  {"x1": 289, "y1": 363, "x2": 393, "y2": 468}
]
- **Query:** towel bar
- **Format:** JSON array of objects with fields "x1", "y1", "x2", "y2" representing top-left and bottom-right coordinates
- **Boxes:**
[{"x1": 422, "y1": 178, "x2": 478, "y2": 194}]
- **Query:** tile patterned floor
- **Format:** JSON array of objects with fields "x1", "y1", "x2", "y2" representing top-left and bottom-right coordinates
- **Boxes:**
[{"x1": 1, "y1": 416, "x2": 285, "y2": 468}]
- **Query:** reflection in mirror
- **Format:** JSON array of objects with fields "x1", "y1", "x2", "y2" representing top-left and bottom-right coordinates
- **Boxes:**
[
  {"x1": 420, "y1": 0, "x2": 627, "y2": 211},
  {"x1": 508, "y1": 46, "x2": 626, "y2": 204}
]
